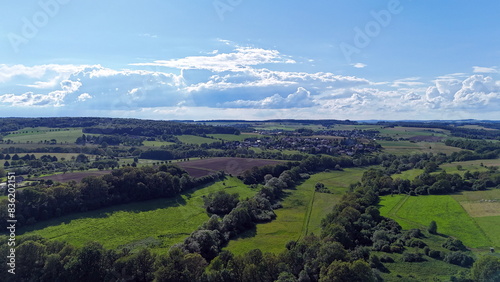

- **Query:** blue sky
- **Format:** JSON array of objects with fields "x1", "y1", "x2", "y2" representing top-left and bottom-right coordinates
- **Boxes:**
[{"x1": 0, "y1": 0, "x2": 499, "y2": 120}]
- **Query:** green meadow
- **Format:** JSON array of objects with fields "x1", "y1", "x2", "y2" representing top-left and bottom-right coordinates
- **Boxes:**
[
  {"x1": 207, "y1": 134, "x2": 261, "y2": 142},
  {"x1": 376, "y1": 140, "x2": 462, "y2": 155},
  {"x1": 379, "y1": 194, "x2": 493, "y2": 249},
  {"x1": 142, "y1": 140, "x2": 176, "y2": 147},
  {"x1": 177, "y1": 135, "x2": 220, "y2": 145},
  {"x1": 3, "y1": 127, "x2": 87, "y2": 144},
  {"x1": 378, "y1": 251, "x2": 468, "y2": 282},
  {"x1": 224, "y1": 167, "x2": 370, "y2": 254},
  {"x1": 19, "y1": 177, "x2": 254, "y2": 253}
]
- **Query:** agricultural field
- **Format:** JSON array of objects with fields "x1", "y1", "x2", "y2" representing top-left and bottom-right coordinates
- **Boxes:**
[
  {"x1": 2, "y1": 127, "x2": 87, "y2": 144},
  {"x1": 225, "y1": 167, "x2": 370, "y2": 254},
  {"x1": 439, "y1": 159, "x2": 500, "y2": 174},
  {"x1": 376, "y1": 140, "x2": 462, "y2": 155},
  {"x1": 377, "y1": 126, "x2": 450, "y2": 138},
  {"x1": 176, "y1": 135, "x2": 220, "y2": 145},
  {"x1": 19, "y1": 177, "x2": 254, "y2": 253},
  {"x1": 392, "y1": 169, "x2": 425, "y2": 180},
  {"x1": 207, "y1": 133, "x2": 261, "y2": 141},
  {"x1": 142, "y1": 140, "x2": 176, "y2": 147},
  {"x1": 36, "y1": 170, "x2": 113, "y2": 183},
  {"x1": 379, "y1": 193, "x2": 496, "y2": 250},
  {"x1": 176, "y1": 157, "x2": 284, "y2": 177}
]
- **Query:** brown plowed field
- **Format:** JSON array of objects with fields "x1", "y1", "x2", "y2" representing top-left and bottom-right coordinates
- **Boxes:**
[{"x1": 177, "y1": 157, "x2": 284, "y2": 177}]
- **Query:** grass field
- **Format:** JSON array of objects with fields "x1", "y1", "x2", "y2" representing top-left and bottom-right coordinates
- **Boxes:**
[
  {"x1": 142, "y1": 140, "x2": 176, "y2": 147},
  {"x1": 378, "y1": 126, "x2": 449, "y2": 137},
  {"x1": 475, "y1": 216, "x2": 500, "y2": 248},
  {"x1": 392, "y1": 169, "x2": 425, "y2": 180},
  {"x1": 377, "y1": 140, "x2": 462, "y2": 155},
  {"x1": 3, "y1": 127, "x2": 87, "y2": 144},
  {"x1": 224, "y1": 167, "x2": 371, "y2": 254},
  {"x1": 207, "y1": 134, "x2": 261, "y2": 142},
  {"x1": 19, "y1": 177, "x2": 254, "y2": 253},
  {"x1": 379, "y1": 194, "x2": 494, "y2": 250},
  {"x1": 177, "y1": 135, "x2": 220, "y2": 145},
  {"x1": 378, "y1": 251, "x2": 469, "y2": 282},
  {"x1": 439, "y1": 159, "x2": 500, "y2": 174}
]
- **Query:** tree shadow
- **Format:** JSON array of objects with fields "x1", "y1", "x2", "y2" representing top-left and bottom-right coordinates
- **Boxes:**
[{"x1": 16, "y1": 180, "x2": 239, "y2": 235}]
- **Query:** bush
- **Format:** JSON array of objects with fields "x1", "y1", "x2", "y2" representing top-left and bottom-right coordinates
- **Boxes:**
[
  {"x1": 428, "y1": 220, "x2": 438, "y2": 234},
  {"x1": 203, "y1": 191, "x2": 239, "y2": 215},
  {"x1": 442, "y1": 238, "x2": 467, "y2": 251},
  {"x1": 428, "y1": 250, "x2": 442, "y2": 260},
  {"x1": 407, "y1": 239, "x2": 427, "y2": 248},
  {"x1": 380, "y1": 255, "x2": 394, "y2": 263},
  {"x1": 444, "y1": 252, "x2": 474, "y2": 267},
  {"x1": 401, "y1": 252, "x2": 425, "y2": 262}
]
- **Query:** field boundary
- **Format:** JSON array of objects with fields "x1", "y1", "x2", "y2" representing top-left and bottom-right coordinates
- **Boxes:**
[
  {"x1": 453, "y1": 197, "x2": 494, "y2": 248},
  {"x1": 300, "y1": 188, "x2": 316, "y2": 240},
  {"x1": 387, "y1": 194, "x2": 427, "y2": 229}
]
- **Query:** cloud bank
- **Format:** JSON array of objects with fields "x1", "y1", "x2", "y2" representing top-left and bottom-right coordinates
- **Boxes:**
[{"x1": 0, "y1": 47, "x2": 498, "y2": 120}]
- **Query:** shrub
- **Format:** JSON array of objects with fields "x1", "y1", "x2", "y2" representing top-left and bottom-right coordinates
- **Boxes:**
[
  {"x1": 444, "y1": 252, "x2": 474, "y2": 267},
  {"x1": 442, "y1": 238, "x2": 467, "y2": 251},
  {"x1": 428, "y1": 250, "x2": 442, "y2": 260},
  {"x1": 401, "y1": 252, "x2": 425, "y2": 262},
  {"x1": 407, "y1": 239, "x2": 427, "y2": 248}
]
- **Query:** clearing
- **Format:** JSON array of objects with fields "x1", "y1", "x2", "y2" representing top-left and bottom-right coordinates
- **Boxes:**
[
  {"x1": 19, "y1": 177, "x2": 254, "y2": 253},
  {"x1": 224, "y1": 167, "x2": 370, "y2": 254}
]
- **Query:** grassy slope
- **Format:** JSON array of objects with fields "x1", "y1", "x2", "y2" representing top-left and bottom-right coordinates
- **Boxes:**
[
  {"x1": 377, "y1": 140, "x2": 462, "y2": 155},
  {"x1": 19, "y1": 177, "x2": 254, "y2": 253},
  {"x1": 379, "y1": 194, "x2": 492, "y2": 249},
  {"x1": 224, "y1": 168, "x2": 370, "y2": 254},
  {"x1": 177, "y1": 135, "x2": 220, "y2": 145},
  {"x1": 207, "y1": 134, "x2": 261, "y2": 142},
  {"x1": 3, "y1": 128, "x2": 86, "y2": 144},
  {"x1": 142, "y1": 140, "x2": 176, "y2": 147}
]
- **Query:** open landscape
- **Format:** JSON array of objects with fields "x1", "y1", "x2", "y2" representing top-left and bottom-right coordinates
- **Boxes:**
[
  {"x1": 1, "y1": 2, "x2": 500, "y2": 280},
  {"x1": 1, "y1": 117, "x2": 498, "y2": 281}
]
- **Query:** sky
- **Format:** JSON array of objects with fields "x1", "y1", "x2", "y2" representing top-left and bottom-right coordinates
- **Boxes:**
[{"x1": 0, "y1": 0, "x2": 499, "y2": 120}]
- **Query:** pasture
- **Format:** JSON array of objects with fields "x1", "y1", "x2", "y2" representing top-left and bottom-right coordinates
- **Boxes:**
[
  {"x1": 224, "y1": 167, "x2": 370, "y2": 254},
  {"x1": 379, "y1": 194, "x2": 494, "y2": 250},
  {"x1": 3, "y1": 127, "x2": 86, "y2": 144},
  {"x1": 207, "y1": 133, "x2": 261, "y2": 142},
  {"x1": 176, "y1": 135, "x2": 221, "y2": 145},
  {"x1": 142, "y1": 140, "x2": 176, "y2": 147},
  {"x1": 378, "y1": 251, "x2": 469, "y2": 282},
  {"x1": 439, "y1": 159, "x2": 500, "y2": 174},
  {"x1": 19, "y1": 177, "x2": 254, "y2": 252},
  {"x1": 376, "y1": 140, "x2": 462, "y2": 155}
]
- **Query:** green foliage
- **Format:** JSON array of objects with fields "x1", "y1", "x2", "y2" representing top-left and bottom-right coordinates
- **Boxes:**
[
  {"x1": 20, "y1": 177, "x2": 253, "y2": 251},
  {"x1": 471, "y1": 255, "x2": 500, "y2": 282},
  {"x1": 428, "y1": 220, "x2": 438, "y2": 234},
  {"x1": 379, "y1": 195, "x2": 492, "y2": 249},
  {"x1": 442, "y1": 238, "x2": 467, "y2": 252},
  {"x1": 203, "y1": 190, "x2": 239, "y2": 215},
  {"x1": 319, "y1": 259, "x2": 376, "y2": 282}
]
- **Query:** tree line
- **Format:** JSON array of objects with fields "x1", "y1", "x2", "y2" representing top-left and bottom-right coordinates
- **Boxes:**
[{"x1": 0, "y1": 166, "x2": 225, "y2": 230}]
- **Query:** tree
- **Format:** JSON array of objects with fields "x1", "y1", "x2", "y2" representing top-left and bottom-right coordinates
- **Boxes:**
[
  {"x1": 204, "y1": 191, "x2": 239, "y2": 215},
  {"x1": 471, "y1": 255, "x2": 500, "y2": 282},
  {"x1": 65, "y1": 242, "x2": 106, "y2": 281},
  {"x1": 428, "y1": 220, "x2": 437, "y2": 234},
  {"x1": 3, "y1": 161, "x2": 10, "y2": 167}
]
